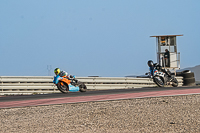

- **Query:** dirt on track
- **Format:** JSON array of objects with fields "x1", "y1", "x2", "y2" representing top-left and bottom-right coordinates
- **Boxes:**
[{"x1": 1, "y1": 94, "x2": 200, "y2": 133}]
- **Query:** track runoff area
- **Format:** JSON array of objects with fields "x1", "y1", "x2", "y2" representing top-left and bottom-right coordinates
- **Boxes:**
[{"x1": 0, "y1": 86, "x2": 200, "y2": 108}]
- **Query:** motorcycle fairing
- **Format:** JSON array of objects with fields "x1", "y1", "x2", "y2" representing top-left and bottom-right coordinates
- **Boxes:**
[
  {"x1": 53, "y1": 75, "x2": 71, "y2": 85},
  {"x1": 68, "y1": 84, "x2": 80, "y2": 92},
  {"x1": 153, "y1": 70, "x2": 158, "y2": 75},
  {"x1": 154, "y1": 70, "x2": 165, "y2": 77},
  {"x1": 60, "y1": 77, "x2": 71, "y2": 85}
]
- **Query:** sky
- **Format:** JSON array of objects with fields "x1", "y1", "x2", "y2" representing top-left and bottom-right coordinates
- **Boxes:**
[{"x1": 0, "y1": 0, "x2": 200, "y2": 77}]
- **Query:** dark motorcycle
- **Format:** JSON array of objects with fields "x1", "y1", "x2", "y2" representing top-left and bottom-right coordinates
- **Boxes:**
[{"x1": 146, "y1": 68, "x2": 178, "y2": 87}]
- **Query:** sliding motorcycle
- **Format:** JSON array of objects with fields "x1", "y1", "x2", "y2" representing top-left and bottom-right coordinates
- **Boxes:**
[{"x1": 53, "y1": 75, "x2": 87, "y2": 93}]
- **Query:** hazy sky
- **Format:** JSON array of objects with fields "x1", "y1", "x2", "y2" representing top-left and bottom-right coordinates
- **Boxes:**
[{"x1": 0, "y1": 0, "x2": 199, "y2": 77}]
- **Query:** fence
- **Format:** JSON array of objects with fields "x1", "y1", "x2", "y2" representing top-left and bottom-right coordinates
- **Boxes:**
[{"x1": 0, "y1": 76, "x2": 183, "y2": 95}]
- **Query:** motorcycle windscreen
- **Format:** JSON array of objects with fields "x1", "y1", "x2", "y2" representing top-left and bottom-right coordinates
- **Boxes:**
[{"x1": 68, "y1": 84, "x2": 80, "y2": 92}]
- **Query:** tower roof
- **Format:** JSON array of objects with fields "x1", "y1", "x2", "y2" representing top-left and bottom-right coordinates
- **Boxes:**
[{"x1": 150, "y1": 34, "x2": 183, "y2": 37}]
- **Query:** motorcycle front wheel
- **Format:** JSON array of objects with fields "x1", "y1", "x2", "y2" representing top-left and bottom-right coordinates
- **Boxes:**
[
  {"x1": 78, "y1": 82, "x2": 87, "y2": 92},
  {"x1": 153, "y1": 76, "x2": 164, "y2": 87},
  {"x1": 57, "y1": 82, "x2": 69, "y2": 93}
]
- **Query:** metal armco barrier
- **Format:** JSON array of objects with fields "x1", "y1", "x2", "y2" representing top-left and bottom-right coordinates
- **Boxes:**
[{"x1": 0, "y1": 76, "x2": 183, "y2": 95}]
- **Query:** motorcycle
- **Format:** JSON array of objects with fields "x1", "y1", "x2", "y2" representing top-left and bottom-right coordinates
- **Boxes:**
[
  {"x1": 146, "y1": 68, "x2": 178, "y2": 87},
  {"x1": 53, "y1": 75, "x2": 87, "y2": 93}
]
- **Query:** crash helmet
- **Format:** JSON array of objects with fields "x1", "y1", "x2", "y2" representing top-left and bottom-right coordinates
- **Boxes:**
[
  {"x1": 147, "y1": 60, "x2": 154, "y2": 67},
  {"x1": 54, "y1": 68, "x2": 60, "y2": 75}
]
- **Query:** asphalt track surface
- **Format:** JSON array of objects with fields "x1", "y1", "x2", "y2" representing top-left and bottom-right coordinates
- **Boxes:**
[{"x1": 0, "y1": 86, "x2": 200, "y2": 108}]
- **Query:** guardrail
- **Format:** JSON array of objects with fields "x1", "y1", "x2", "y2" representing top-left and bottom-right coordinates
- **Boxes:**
[{"x1": 0, "y1": 76, "x2": 183, "y2": 95}]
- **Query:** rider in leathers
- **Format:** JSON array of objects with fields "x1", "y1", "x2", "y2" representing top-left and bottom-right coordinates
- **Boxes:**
[
  {"x1": 147, "y1": 60, "x2": 171, "y2": 77},
  {"x1": 53, "y1": 68, "x2": 75, "y2": 82}
]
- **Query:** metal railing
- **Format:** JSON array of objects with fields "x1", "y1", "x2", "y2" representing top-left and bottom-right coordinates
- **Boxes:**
[{"x1": 0, "y1": 76, "x2": 183, "y2": 95}]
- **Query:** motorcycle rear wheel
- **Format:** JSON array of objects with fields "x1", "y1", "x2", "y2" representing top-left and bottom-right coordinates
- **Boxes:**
[
  {"x1": 172, "y1": 77, "x2": 178, "y2": 87},
  {"x1": 153, "y1": 76, "x2": 164, "y2": 87},
  {"x1": 57, "y1": 82, "x2": 69, "y2": 93}
]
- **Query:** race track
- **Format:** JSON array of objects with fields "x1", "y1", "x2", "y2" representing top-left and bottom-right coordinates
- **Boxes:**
[{"x1": 0, "y1": 86, "x2": 200, "y2": 108}]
